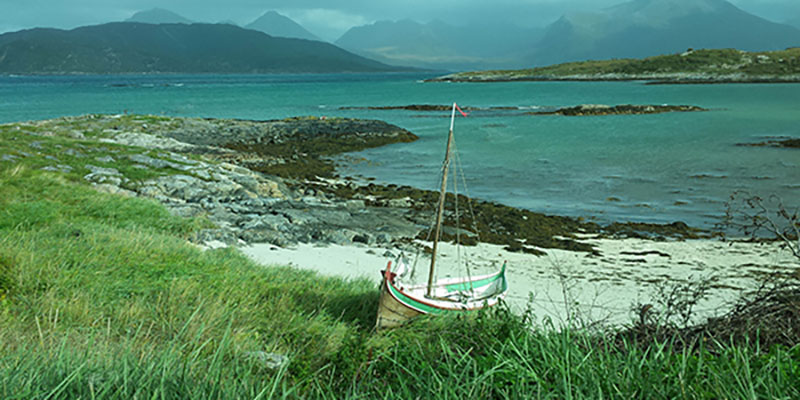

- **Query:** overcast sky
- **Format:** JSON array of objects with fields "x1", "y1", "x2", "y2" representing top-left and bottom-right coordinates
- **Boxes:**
[{"x1": 2, "y1": 0, "x2": 799, "y2": 41}]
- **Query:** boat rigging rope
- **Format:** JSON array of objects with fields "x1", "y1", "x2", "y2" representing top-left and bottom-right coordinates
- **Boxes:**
[
  {"x1": 410, "y1": 149, "x2": 449, "y2": 282},
  {"x1": 450, "y1": 138, "x2": 475, "y2": 293},
  {"x1": 453, "y1": 146, "x2": 483, "y2": 246},
  {"x1": 453, "y1": 140, "x2": 493, "y2": 287}
]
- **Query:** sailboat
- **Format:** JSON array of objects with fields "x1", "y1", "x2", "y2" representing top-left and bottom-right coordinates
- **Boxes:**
[{"x1": 375, "y1": 103, "x2": 509, "y2": 330}]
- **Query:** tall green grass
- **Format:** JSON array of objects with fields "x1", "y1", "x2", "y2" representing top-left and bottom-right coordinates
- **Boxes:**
[{"x1": 1, "y1": 164, "x2": 798, "y2": 398}]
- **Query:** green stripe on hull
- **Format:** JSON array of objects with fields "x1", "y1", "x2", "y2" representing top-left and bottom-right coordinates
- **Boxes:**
[
  {"x1": 387, "y1": 281, "x2": 449, "y2": 314},
  {"x1": 444, "y1": 263, "x2": 507, "y2": 293}
]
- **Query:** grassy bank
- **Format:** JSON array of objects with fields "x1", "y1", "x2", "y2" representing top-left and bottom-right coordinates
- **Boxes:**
[{"x1": 1, "y1": 130, "x2": 799, "y2": 398}]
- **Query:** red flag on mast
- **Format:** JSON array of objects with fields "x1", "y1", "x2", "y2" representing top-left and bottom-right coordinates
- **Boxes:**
[{"x1": 455, "y1": 103, "x2": 469, "y2": 117}]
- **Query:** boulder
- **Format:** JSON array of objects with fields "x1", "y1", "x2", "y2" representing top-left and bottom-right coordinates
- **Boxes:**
[
  {"x1": 84, "y1": 164, "x2": 125, "y2": 186},
  {"x1": 92, "y1": 184, "x2": 137, "y2": 197}
]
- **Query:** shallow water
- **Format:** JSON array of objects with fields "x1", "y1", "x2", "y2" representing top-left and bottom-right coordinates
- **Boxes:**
[{"x1": 2, "y1": 73, "x2": 798, "y2": 227}]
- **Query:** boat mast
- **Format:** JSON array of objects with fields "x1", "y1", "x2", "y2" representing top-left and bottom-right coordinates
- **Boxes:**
[{"x1": 427, "y1": 103, "x2": 457, "y2": 297}]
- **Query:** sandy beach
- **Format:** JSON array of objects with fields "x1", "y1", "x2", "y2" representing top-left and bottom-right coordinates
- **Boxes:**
[{"x1": 240, "y1": 237, "x2": 798, "y2": 327}]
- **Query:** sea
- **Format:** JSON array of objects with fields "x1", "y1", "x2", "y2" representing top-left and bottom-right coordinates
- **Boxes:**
[{"x1": 1, "y1": 73, "x2": 798, "y2": 229}]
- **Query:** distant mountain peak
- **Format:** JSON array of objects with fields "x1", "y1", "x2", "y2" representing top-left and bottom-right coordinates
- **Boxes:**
[
  {"x1": 245, "y1": 11, "x2": 321, "y2": 41},
  {"x1": 126, "y1": 8, "x2": 192, "y2": 24}
]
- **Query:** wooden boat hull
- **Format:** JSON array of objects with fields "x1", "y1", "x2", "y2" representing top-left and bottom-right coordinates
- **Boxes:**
[
  {"x1": 375, "y1": 261, "x2": 508, "y2": 329},
  {"x1": 376, "y1": 275, "x2": 425, "y2": 329}
]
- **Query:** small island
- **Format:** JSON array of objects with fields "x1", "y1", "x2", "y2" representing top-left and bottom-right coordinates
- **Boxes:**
[
  {"x1": 429, "y1": 48, "x2": 800, "y2": 84},
  {"x1": 529, "y1": 104, "x2": 707, "y2": 116},
  {"x1": 738, "y1": 137, "x2": 800, "y2": 149},
  {"x1": 339, "y1": 105, "x2": 518, "y2": 111}
]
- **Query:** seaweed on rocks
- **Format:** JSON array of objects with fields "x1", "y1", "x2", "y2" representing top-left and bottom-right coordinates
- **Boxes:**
[
  {"x1": 529, "y1": 104, "x2": 706, "y2": 116},
  {"x1": 221, "y1": 117, "x2": 418, "y2": 180},
  {"x1": 738, "y1": 138, "x2": 800, "y2": 149},
  {"x1": 780, "y1": 138, "x2": 800, "y2": 148},
  {"x1": 601, "y1": 221, "x2": 708, "y2": 240},
  {"x1": 316, "y1": 180, "x2": 709, "y2": 251},
  {"x1": 314, "y1": 182, "x2": 599, "y2": 253}
]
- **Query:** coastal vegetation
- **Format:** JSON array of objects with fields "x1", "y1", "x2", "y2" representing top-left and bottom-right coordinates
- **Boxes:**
[
  {"x1": 432, "y1": 48, "x2": 800, "y2": 83},
  {"x1": 1, "y1": 114, "x2": 798, "y2": 397}
]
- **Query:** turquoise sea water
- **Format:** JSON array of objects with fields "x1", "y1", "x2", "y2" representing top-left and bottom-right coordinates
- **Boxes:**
[{"x1": 1, "y1": 73, "x2": 798, "y2": 228}]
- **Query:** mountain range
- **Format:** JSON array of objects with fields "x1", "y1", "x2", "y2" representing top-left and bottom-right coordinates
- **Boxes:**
[
  {"x1": 0, "y1": 23, "x2": 399, "y2": 74},
  {"x1": 336, "y1": 0, "x2": 800, "y2": 68},
  {"x1": 126, "y1": 8, "x2": 323, "y2": 42},
  {"x1": 528, "y1": 0, "x2": 800, "y2": 65}
]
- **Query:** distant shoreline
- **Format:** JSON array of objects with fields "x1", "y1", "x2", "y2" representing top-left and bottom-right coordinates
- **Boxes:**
[{"x1": 427, "y1": 74, "x2": 800, "y2": 84}]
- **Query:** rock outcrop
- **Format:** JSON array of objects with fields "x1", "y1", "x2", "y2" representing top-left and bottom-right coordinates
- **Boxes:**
[
  {"x1": 737, "y1": 138, "x2": 800, "y2": 149},
  {"x1": 529, "y1": 104, "x2": 707, "y2": 116},
  {"x1": 80, "y1": 115, "x2": 422, "y2": 248}
]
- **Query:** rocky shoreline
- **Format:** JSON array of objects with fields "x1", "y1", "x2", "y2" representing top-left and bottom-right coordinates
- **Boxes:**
[{"x1": 1, "y1": 114, "x2": 709, "y2": 256}]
